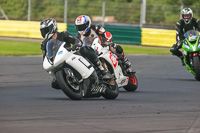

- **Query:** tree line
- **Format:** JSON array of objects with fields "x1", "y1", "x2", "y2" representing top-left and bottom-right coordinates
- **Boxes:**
[{"x1": 0, "y1": 0, "x2": 200, "y2": 26}]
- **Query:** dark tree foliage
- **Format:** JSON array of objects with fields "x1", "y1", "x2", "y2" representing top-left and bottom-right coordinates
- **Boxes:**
[{"x1": 0, "y1": 0, "x2": 199, "y2": 26}]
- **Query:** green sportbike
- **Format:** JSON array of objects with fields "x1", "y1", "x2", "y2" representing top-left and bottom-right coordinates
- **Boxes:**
[{"x1": 182, "y1": 30, "x2": 200, "y2": 81}]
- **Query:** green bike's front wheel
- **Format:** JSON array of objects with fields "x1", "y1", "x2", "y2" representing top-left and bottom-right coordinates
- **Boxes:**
[{"x1": 193, "y1": 56, "x2": 200, "y2": 81}]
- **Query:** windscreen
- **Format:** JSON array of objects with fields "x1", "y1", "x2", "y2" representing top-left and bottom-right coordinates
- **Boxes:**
[
  {"x1": 46, "y1": 39, "x2": 62, "y2": 63},
  {"x1": 82, "y1": 37, "x2": 95, "y2": 47},
  {"x1": 184, "y1": 30, "x2": 199, "y2": 42}
]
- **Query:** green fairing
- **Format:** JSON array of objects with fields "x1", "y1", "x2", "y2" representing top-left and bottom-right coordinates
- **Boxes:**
[
  {"x1": 182, "y1": 36, "x2": 199, "y2": 52},
  {"x1": 182, "y1": 33, "x2": 200, "y2": 76}
]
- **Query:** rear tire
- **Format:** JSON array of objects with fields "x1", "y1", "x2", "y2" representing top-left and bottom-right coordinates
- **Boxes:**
[
  {"x1": 102, "y1": 80, "x2": 119, "y2": 99},
  {"x1": 124, "y1": 75, "x2": 138, "y2": 92},
  {"x1": 55, "y1": 70, "x2": 83, "y2": 100},
  {"x1": 193, "y1": 56, "x2": 200, "y2": 81}
]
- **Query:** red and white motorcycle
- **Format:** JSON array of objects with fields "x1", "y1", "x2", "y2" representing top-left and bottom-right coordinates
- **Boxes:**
[{"x1": 83, "y1": 37, "x2": 138, "y2": 91}]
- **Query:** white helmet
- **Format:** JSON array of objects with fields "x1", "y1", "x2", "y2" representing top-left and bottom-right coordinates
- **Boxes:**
[
  {"x1": 75, "y1": 15, "x2": 91, "y2": 35},
  {"x1": 40, "y1": 18, "x2": 58, "y2": 40},
  {"x1": 181, "y1": 7, "x2": 193, "y2": 24}
]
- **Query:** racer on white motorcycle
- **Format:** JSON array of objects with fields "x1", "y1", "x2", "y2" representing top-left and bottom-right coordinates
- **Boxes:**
[
  {"x1": 75, "y1": 15, "x2": 133, "y2": 74},
  {"x1": 40, "y1": 18, "x2": 112, "y2": 89},
  {"x1": 43, "y1": 38, "x2": 119, "y2": 100},
  {"x1": 40, "y1": 18, "x2": 80, "y2": 89}
]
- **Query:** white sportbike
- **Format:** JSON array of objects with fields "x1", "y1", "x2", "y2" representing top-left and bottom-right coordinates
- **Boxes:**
[
  {"x1": 43, "y1": 39, "x2": 119, "y2": 100},
  {"x1": 83, "y1": 37, "x2": 138, "y2": 91}
]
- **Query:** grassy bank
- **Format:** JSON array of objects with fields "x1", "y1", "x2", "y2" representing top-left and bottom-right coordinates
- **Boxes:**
[
  {"x1": 122, "y1": 45, "x2": 170, "y2": 55},
  {"x1": 0, "y1": 40, "x2": 41, "y2": 56},
  {"x1": 0, "y1": 40, "x2": 170, "y2": 56}
]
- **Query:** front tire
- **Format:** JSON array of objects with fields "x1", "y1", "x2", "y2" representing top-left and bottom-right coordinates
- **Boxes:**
[
  {"x1": 55, "y1": 70, "x2": 83, "y2": 100},
  {"x1": 193, "y1": 56, "x2": 200, "y2": 81},
  {"x1": 102, "y1": 80, "x2": 119, "y2": 99},
  {"x1": 124, "y1": 74, "x2": 138, "y2": 91}
]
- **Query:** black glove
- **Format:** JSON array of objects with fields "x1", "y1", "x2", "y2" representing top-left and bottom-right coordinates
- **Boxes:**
[
  {"x1": 111, "y1": 43, "x2": 117, "y2": 48},
  {"x1": 71, "y1": 43, "x2": 81, "y2": 51},
  {"x1": 116, "y1": 45, "x2": 123, "y2": 54}
]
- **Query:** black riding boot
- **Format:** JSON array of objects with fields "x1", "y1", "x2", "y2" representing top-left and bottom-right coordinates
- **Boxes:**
[
  {"x1": 170, "y1": 44, "x2": 185, "y2": 66},
  {"x1": 95, "y1": 59, "x2": 113, "y2": 80},
  {"x1": 122, "y1": 53, "x2": 134, "y2": 73},
  {"x1": 51, "y1": 78, "x2": 60, "y2": 89},
  {"x1": 179, "y1": 56, "x2": 185, "y2": 66}
]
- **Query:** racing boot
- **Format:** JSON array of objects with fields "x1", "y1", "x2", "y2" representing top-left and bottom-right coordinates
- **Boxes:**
[
  {"x1": 170, "y1": 44, "x2": 185, "y2": 66},
  {"x1": 95, "y1": 59, "x2": 113, "y2": 81},
  {"x1": 51, "y1": 78, "x2": 61, "y2": 90},
  {"x1": 180, "y1": 56, "x2": 185, "y2": 66},
  {"x1": 121, "y1": 53, "x2": 134, "y2": 74}
]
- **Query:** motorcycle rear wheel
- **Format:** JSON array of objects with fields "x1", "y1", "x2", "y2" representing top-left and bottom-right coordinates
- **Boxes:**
[
  {"x1": 124, "y1": 74, "x2": 138, "y2": 91},
  {"x1": 56, "y1": 69, "x2": 83, "y2": 100},
  {"x1": 193, "y1": 56, "x2": 200, "y2": 81}
]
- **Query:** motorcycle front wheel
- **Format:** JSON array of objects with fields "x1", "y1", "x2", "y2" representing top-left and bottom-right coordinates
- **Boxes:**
[
  {"x1": 193, "y1": 56, "x2": 200, "y2": 81},
  {"x1": 56, "y1": 69, "x2": 83, "y2": 100}
]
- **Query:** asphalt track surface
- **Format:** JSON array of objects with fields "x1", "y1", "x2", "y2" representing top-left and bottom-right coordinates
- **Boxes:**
[{"x1": 1, "y1": 55, "x2": 200, "y2": 133}]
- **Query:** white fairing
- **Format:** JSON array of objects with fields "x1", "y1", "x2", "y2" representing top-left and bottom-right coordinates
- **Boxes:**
[
  {"x1": 65, "y1": 56, "x2": 93, "y2": 78},
  {"x1": 91, "y1": 38, "x2": 129, "y2": 87},
  {"x1": 43, "y1": 42, "x2": 94, "y2": 79},
  {"x1": 43, "y1": 56, "x2": 54, "y2": 71}
]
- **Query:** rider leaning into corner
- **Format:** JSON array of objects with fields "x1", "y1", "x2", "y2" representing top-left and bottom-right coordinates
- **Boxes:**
[
  {"x1": 103, "y1": 31, "x2": 134, "y2": 75},
  {"x1": 40, "y1": 18, "x2": 113, "y2": 89},
  {"x1": 75, "y1": 15, "x2": 134, "y2": 75},
  {"x1": 40, "y1": 18, "x2": 80, "y2": 89},
  {"x1": 170, "y1": 7, "x2": 200, "y2": 65},
  {"x1": 74, "y1": 15, "x2": 116, "y2": 81}
]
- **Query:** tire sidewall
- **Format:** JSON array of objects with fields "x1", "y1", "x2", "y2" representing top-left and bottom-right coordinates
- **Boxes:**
[
  {"x1": 56, "y1": 70, "x2": 83, "y2": 100},
  {"x1": 124, "y1": 75, "x2": 138, "y2": 92},
  {"x1": 102, "y1": 81, "x2": 119, "y2": 99},
  {"x1": 193, "y1": 56, "x2": 200, "y2": 80}
]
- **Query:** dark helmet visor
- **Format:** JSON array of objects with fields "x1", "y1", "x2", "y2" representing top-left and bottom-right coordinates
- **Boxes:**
[
  {"x1": 40, "y1": 27, "x2": 49, "y2": 38},
  {"x1": 76, "y1": 21, "x2": 89, "y2": 31},
  {"x1": 40, "y1": 24, "x2": 54, "y2": 38}
]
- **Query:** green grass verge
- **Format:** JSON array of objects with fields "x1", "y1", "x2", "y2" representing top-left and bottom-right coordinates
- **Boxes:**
[
  {"x1": 122, "y1": 45, "x2": 170, "y2": 55},
  {"x1": 0, "y1": 40, "x2": 170, "y2": 56},
  {"x1": 0, "y1": 40, "x2": 41, "y2": 56}
]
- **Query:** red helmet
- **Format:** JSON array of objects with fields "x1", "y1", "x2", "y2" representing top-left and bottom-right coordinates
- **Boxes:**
[{"x1": 103, "y1": 31, "x2": 113, "y2": 46}]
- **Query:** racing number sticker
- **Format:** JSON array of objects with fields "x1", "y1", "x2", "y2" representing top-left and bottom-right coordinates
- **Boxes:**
[
  {"x1": 79, "y1": 57, "x2": 91, "y2": 68},
  {"x1": 109, "y1": 52, "x2": 118, "y2": 67}
]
